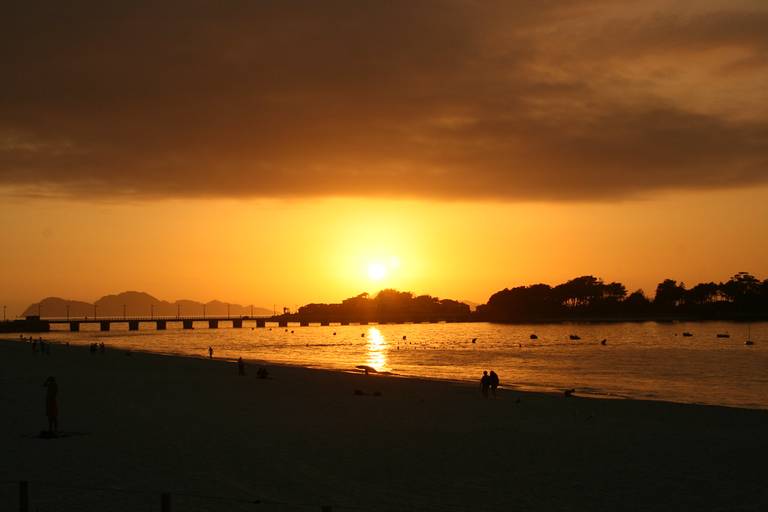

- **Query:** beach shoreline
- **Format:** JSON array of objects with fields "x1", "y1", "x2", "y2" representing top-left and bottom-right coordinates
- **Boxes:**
[
  {"x1": 5, "y1": 335, "x2": 764, "y2": 412},
  {"x1": 1, "y1": 337, "x2": 766, "y2": 511}
]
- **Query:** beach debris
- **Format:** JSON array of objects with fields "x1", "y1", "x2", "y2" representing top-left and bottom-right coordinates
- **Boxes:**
[
  {"x1": 530, "y1": 334, "x2": 538, "y2": 340},
  {"x1": 353, "y1": 389, "x2": 382, "y2": 397},
  {"x1": 682, "y1": 332, "x2": 693, "y2": 337},
  {"x1": 569, "y1": 335, "x2": 581, "y2": 341},
  {"x1": 564, "y1": 388, "x2": 576, "y2": 397}
]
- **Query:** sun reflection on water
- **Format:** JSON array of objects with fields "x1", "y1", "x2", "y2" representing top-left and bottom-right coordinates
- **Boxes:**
[{"x1": 366, "y1": 327, "x2": 388, "y2": 372}]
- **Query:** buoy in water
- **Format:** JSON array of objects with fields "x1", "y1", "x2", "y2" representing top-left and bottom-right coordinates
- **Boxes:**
[
  {"x1": 471, "y1": 338, "x2": 477, "y2": 343},
  {"x1": 569, "y1": 335, "x2": 580, "y2": 341},
  {"x1": 600, "y1": 339, "x2": 607, "y2": 345},
  {"x1": 745, "y1": 340, "x2": 754, "y2": 346}
]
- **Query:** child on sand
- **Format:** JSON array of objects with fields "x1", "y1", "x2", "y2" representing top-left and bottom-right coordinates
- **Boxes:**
[{"x1": 43, "y1": 376, "x2": 58, "y2": 434}]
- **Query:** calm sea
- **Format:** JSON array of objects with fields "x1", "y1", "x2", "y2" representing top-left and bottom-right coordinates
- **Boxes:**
[{"x1": 40, "y1": 320, "x2": 768, "y2": 409}]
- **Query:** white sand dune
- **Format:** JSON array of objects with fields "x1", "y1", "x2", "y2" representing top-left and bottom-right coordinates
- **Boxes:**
[{"x1": 0, "y1": 339, "x2": 766, "y2": 511}]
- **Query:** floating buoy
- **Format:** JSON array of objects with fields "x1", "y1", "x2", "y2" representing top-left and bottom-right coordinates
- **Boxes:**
[
  {"x1": 333, "y1": 331, "x2": 336, "y2": 336},
  {"x1": 682, "y1": 332, "x2": 693, "y2": 337},
  {"x1": 402, "y1": 335, "x2": 407, "y2": 340},
  {"x1": 600, "y1": 339, "x2": 607, "y2": 345},
  {"x1": 361, "y1": 333, "x2": 365, "y2": 337},
  {"x1": 745, "y1": 340, "x2": 754, "y2": 346},
  {"x1": 569, "y1": 335, "x2": 580, "y2": 341},
  {"x1": 471, "y1": 338, "x2": 477, "y2": 343},
  {"x1": 530, "y1": 334, "x2": 538, "y2": 340}
]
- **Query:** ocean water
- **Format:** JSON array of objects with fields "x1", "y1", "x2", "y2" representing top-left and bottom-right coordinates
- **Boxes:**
[{"x1": 41, "y1": 320, "x2": 768, "y2": 409}]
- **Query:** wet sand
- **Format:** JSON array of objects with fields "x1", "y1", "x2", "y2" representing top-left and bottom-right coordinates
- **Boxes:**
[{"x1": 0, "y1": 338, "x2": 766, "y2": 511}]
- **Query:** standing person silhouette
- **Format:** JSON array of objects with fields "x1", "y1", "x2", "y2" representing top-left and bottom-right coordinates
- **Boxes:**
[
  {"x1": 480, "y1": 371, "x2": 490, "y2": 398},
  {"x1": 208, "y1": 346, "x2": 214, "y2": 359},
  {"x1": 43, "y1": 376, "x2": 59, "y2": 434},
  {"x1": 489, "y1": 370, "x2": 500, "y2": 398}
]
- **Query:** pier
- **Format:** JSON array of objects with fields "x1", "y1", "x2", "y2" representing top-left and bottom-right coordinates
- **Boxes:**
[{"x1": 15, "y1": 315, "x2": 468, "y2": 333}]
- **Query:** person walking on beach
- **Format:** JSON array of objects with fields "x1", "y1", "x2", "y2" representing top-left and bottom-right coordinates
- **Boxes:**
[
  {"x1": 208, "y1": 346, "x2": 214, "y2": 359},
  {"x1": 489, "y1": 370, "x2": 500, "y2": 398},
  {"x1": 480, "y1": 371, "x2": 490, "y2": 398},
  {"x1": 43, "y1": 376, "x2": 59, "y2": 434}
]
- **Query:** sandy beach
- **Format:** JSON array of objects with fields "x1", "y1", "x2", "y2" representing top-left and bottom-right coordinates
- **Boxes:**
[{"x1": 1, "y1": 338, "x2": 766, "y2": 512}]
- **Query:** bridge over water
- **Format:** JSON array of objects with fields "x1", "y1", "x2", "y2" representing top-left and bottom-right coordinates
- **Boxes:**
[{"x1": 40, "y1": 316, "x2": 460, "y2": 332}]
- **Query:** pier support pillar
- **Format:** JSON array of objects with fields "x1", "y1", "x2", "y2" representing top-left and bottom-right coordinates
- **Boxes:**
[
  {"x1": 278, "y1": 320, "x2": 288, "y2": 327},
  {"x1": 340, "y1": 321, "x2": 349, "y2": 326},
  {"x1": 69, "y1": 321, "x2": 80, "y2": 332},
  {"x1": 320, "y1": 321, "x2": 330, "y2": 326},
  {"x1": 183, "y1": 320, "x2": 194, "y2": 330},
  {"x1": 208, "y1": 320, "x2": 218, "y2": 329},
  {"x1": 156, "y1": 320, "x2": 166, "y2": 330},
  {"x1": 100, "y1": 321, "x2": 110, "y2": 331},
  {"x1": 129, "y1": 321, "x2": 140, "y2": 331},
  {"x1": 233, "y1": 319, "x2": 243, "y2": 328},
  {"x1": 256, "y1": 319, "x2": 266, "y2": 328},
  {"x1": 300, "y1": 321, "x2": 309, "y2": 327}
]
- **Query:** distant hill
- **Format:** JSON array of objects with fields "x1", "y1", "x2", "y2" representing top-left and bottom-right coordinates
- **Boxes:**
[{"x1": 24, "y1": 291, "x2": 273, "y2": 318}]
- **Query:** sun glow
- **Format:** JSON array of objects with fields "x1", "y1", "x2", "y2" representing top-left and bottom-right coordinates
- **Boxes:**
[{"x1": 368, "y1": 262, "x2": 387, "y2": 281}]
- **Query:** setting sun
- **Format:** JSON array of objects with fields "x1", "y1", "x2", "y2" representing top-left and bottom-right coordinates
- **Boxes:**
[{"x1": 367, "y1": 262, "x2": 387, "y2": 281}]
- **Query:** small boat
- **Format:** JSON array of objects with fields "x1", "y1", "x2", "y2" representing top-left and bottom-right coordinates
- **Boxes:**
[
  {"x1": 745, "y1": 324, "x2": 753, "y2": 345},
  {"x1": 530, "y1": 334, "x2": 538, "y2": 340},
  {"x1": 716, "y1": 333, "x2": 730, "y2": 339},
  {"x1": 569, "y1": 335, "x2": 581, "y2": 341},
  {"x1": 682, "y1": 332, "x2": 693, "y2": 337}
]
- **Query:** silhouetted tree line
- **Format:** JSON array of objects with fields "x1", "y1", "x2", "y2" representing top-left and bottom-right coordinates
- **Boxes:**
[
  {"x1": 296, "y1": 289, "x2": 471, "y2": 323},
  {"x1": 476, "y1": 272, "x2": 768, "y2": 322}
]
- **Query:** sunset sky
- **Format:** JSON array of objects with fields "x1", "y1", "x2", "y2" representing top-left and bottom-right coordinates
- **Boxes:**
[{"x1": 2, "y1": 0, "x2": 767, "y2": 317}]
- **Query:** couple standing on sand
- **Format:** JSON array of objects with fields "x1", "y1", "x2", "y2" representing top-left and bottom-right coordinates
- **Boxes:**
[{"x1": 480, "y1": 370, "x2": 499, "y2": 398}]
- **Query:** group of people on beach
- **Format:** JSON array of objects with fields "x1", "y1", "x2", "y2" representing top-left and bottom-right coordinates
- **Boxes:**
[
  {"x1": 480, "y1": 370, "x2": 500, "y2": 398},
  {"x1": 29, "y1": 336, "x2": 51, "y2": 355}
]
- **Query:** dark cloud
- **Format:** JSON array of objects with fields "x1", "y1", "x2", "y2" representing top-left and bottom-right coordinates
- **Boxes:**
[{"x1": 1, "y1": 0, "x2": 766, "y2": 200}]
